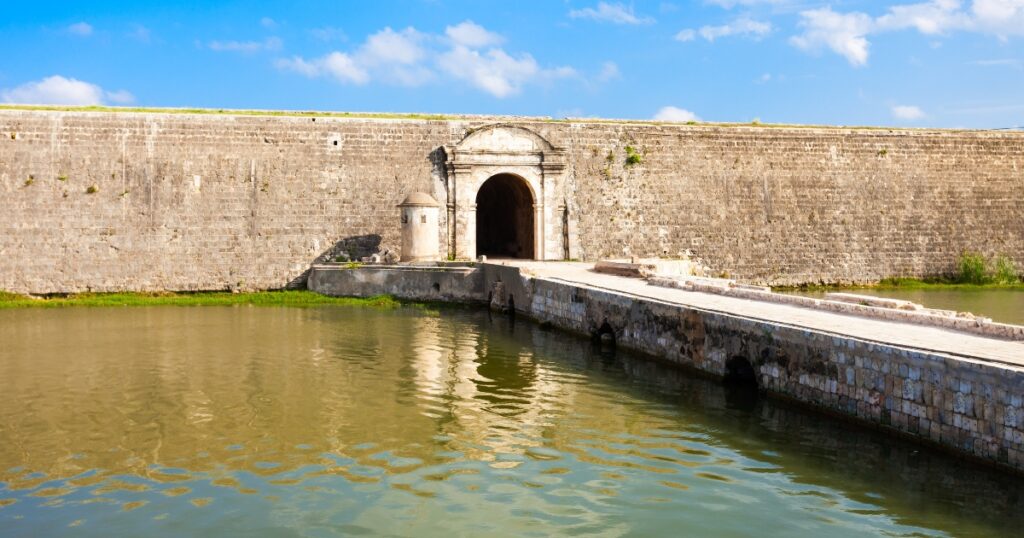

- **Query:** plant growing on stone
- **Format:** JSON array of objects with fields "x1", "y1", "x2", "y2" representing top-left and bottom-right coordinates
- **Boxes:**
[
  {"x1": 993, "y1": 255, "x2": 1020, "y2": 284},
  {"x1": 24, "y1": 175, "x2": 34, "y2": 186},
  {"x1": 624, "y1": 146, "x2": 642, "y2": 167},
  {"x1": 956, "y1": 252, "x2": 989, "y2": 284},
  {"x1": 57, "y1": 174, "x2": 68, "y2": 181},
  {"x1": 86, "y1": 184, "x2": 98, "y2": 194}
]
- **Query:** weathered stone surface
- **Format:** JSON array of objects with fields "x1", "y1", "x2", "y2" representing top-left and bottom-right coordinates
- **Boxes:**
[
  {"x1": 308, "y1": 264, "x2": 483, "y2": 303},
  {"x1": 2, "y1": 109, "x2": 1022, "y2": 292},
  {"x1": 308, "y1": 260, "x2": 1024, "y2": 474},
  {"x1": 491, "y1": 265, "x2": 1024, "y2": 473}
]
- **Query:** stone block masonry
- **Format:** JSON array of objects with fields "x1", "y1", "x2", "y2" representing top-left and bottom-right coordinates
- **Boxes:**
[
  {"x1": 308, "y1": 261, "x2": 1024, "y2": 472},
  {"x1": 507, "y1": 266, "x2": 1024, "y2": 472},
  {"x1": 2, "y1": 108, "x2": 1023, "y2": 293},
  {"x1": 532, "y1": 278, "x2": 1024, "y2": 471}
]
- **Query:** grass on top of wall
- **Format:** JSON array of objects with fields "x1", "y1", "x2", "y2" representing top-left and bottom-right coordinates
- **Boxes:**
[
  {"x1": 0, "y1": 104, "x2": 1003, "y2": 132},
  {"x1": 0, "y1": 104, "x2": 463, "y2": 121},
  {"x1": 0, "y1": 290, "x2": 404, "y2": 309}
]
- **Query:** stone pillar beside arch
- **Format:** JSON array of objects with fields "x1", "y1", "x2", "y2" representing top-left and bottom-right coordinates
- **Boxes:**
[{"x1": 443, "y1": 125, "x2": 567, "y2": 261}]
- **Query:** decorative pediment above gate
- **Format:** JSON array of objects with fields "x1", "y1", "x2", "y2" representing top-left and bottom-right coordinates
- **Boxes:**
[{"x1": 446, "y1": 124, "x2": 565, "y2": 168}]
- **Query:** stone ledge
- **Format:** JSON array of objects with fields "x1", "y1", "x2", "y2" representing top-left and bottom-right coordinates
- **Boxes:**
[{"x1": 648, "y1": 276, "x2": 1024, "y2": 342}]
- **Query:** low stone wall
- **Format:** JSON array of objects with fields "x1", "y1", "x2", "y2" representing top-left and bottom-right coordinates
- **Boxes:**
[
  {"x1": 308, "y1": 262, "x2": 1024, "y2": 472},
  {"x1": 647, "y1": 276, "x2": 1024, "y2": 341},
  {"x1": 308, "y1": 264, "x2": 484, "y2": 303},
  {"x1": 486, "y1": 266, "x2": 1024, "y2": 472}
]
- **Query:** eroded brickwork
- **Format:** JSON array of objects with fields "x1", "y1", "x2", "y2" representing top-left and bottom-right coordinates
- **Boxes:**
[{"x1": 2, "y1": 110, "x2": 1022, "y2": 292}]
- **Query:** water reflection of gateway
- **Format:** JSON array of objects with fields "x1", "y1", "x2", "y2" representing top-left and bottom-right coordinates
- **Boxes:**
[{"x1": 408, "y1": 315, "x2": 576, "y2": 464}]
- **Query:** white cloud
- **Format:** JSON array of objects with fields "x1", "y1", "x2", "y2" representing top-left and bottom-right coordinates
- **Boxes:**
[
  {"x1": 310, "y1": 27, "x2": 347, "y2": 42},
  {"x1": 973, "y1": 57, "x2": 1023, "y2": 67},
  {"x1": 278, "y1": 27, "x2": 424, "y2": 87},
  {"x1": 569, "y1": 2, "x2": 655, "y2": 24},
  {"x1": 971, "y1": 0, "x2": 1024, "y2": 37},
  {"x1": 209, "y1": 37, "x2": 282, "y2": 53},
  {"x1": 105, "y1": 89, "x2": 136, "y2": 104},
  {"x1": 279, "y1": 20, "x2": 576, "y2": 97},
  {"x1": 128, "y1": 24, "x2": 151, "y2": 43},
  {"x1": 67, "y1": 22, "x2": 93, "y2": 37},
  {"x1": 654, "y1": 106, "x2": 700, "y2": 122},
  {"x1": 1, "y1": 75, "x2": 133, "y2": 106},
  {"x1": 706, "y1": 0, "x2": 787, "y2": 7},
  {"x1": 675, "y1": 29, "x2": 697, "y2": 41},
  {"x1": 698, "y1": 18, "x2": 772, "y2": 41},
  {"x1": 440, "y1": 47, "x2": 542, "y2": 98},
  {"x1": 260, "y1": 17, "x2": 277, "y2": 29},
  {"x1": 892, "y1": 104, "x2": 926, "y2": 120},
  {"x1": 354, "y1": 27, "x2": 433, "y2": 86},
  {"x1": 597, "y1": 61, "x2": 621, "y2": 82},
  {"x1": 792, "y1": 1, "x2": 1024, "y2": 66},
  {"x1": 445, "y1": 21, "x2": 503, "y2": 48},
  {"x1": 876, "y1": 0, "x2": 969, "y2": 34},
  {"x1": 276, "y1": 52, "x2": 369, "y2": 84},
  {"x1": 358, "y1": 27, "x2": 425, "y2": 65},
  {"x1": 791, "y1": 8, "x2": 873, "y2": 66}
]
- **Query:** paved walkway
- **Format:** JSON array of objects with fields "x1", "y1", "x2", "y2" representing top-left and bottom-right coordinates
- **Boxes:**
[{"x1": 503, "y1": 261, "x2": 1024, "y2": 369}]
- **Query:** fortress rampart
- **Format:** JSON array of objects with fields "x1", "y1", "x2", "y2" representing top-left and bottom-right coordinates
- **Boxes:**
[{"x1": 1, "y1": 109, "x2": 1022, "y2": 293}]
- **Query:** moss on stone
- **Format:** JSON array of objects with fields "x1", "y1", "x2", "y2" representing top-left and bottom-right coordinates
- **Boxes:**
[
  {"x1": 1, "y1": 104, "x2": 1014, "y2": 133},
  {"x1": 0, "y1": 290, "x2": 404, "y2": 309}
]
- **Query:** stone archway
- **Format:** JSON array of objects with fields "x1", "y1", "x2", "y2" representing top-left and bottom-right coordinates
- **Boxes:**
[
  {"x1": 443, "y1": 124, "x2": 568, "y2": 261},
  {"x1": 475, "y1": 173, "x2": 535, "y2": 259}
]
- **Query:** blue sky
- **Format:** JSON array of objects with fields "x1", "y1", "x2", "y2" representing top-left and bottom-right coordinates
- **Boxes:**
[{"x1": 1, "y1": 1, "x2": 1022, "y2": 128}]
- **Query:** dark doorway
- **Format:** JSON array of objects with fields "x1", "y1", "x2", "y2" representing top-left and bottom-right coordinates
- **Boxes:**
[{"x1": 475, "y1": 174, "x2": 534, "y2": 259}]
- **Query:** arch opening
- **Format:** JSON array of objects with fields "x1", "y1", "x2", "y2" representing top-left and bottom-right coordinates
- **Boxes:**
[
  {"x1": 475, "y1": 174, "x2": 534, "y2": 259},
  {"x1": 724, "y1": 356, "x2": 758, "y2": 388},
  {"x1": 723, "y1": 355, "x2": 760, "y2": 409},
  {"x1": 593, "y1": 320, "x2": 616, "y2": 347}
]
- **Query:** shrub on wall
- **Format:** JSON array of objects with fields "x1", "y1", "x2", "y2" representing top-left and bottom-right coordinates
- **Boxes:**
[
  {"x1": 993, "y1": 255, "x2": 1020, "y2": 284},
  {"x1": 957, "y1": 252, "x2": 988, "y2": 284},
  {"x1": 955, "y1": 252, "x2": 1021, "y2": 284}
]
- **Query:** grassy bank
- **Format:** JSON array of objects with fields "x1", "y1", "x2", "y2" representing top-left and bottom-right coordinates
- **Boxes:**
[
  {"x1": 776, "y1": 278, "x2": 1024, "y2": 293},
  {"x1": 871, "y1": 277, "x2": 1024, "y2": 291},
  {"x1": 0, "y1": 290, "x2": 405, "y2": 309},
  {"x1": 778, "y1": 252, "x2": 1024, "y2": 292}
]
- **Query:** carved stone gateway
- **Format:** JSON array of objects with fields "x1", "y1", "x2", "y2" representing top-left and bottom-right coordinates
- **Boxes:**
[{"x1": 444, "y1": 125, "x2": 567, "y2": 260}]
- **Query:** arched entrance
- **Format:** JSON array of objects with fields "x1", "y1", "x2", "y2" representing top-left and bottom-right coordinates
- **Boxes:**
[{"x1": 475, "y1": 174, "x2": 534, "y2": 259}]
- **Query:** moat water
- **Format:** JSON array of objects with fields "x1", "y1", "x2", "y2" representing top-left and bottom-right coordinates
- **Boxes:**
[
  {"x1": 1, "y1": 306, "x2": 1022, "y2": 537},
  {"x1": 790, "y1": 288, "x2": 1024, "y2": 325}
]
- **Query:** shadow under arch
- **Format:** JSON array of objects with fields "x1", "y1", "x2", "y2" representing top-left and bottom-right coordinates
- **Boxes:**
[
  {"x1": 723, "y1": 355, "x2": 760, "y2": 410},
  {"x1": 475, "y1": 173, "x2": 534, "y2": 259}
]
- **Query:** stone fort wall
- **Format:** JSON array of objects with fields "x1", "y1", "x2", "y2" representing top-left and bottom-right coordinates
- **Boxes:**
[{"x1": 1, "y1": 109, "x2": 1022, "y2": 293}]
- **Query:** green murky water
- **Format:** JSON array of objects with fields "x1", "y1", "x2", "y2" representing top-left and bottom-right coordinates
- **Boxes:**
[
  {"x1": 1, "y1": 306, "x2": 1021, "y2": 537},
  {"x1": 789, "y1": 289, "x2": 1024, "y2": 325}
]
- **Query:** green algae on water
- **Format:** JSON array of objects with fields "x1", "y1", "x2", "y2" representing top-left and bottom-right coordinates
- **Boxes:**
[{"x1": 0, "y1": 290, "x2": 403, "y2": 309}]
